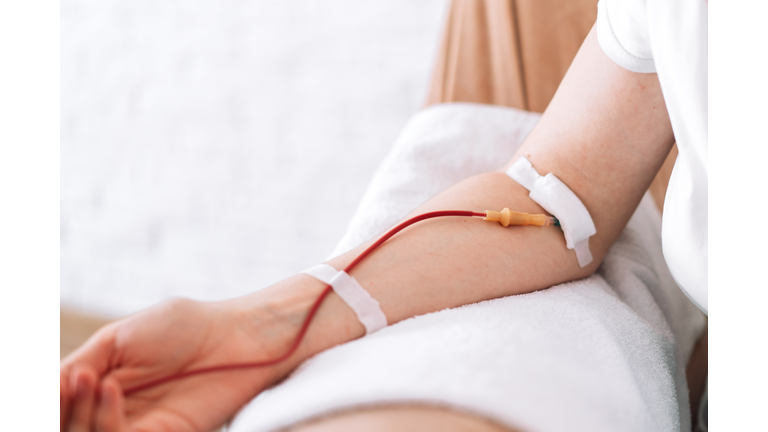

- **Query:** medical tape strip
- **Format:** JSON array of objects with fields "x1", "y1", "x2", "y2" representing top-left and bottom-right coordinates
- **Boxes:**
[
  {"x1": 301, "y1": 264, "x2": 388, "y2": 335},
  {"x1": 506, "y1": 157, "x2": 597, "y2": 267}
]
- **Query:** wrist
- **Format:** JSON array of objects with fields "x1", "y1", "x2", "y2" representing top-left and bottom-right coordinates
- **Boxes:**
[{"x1": 221, "y1": 273, "x2": 364, "y2": 378}]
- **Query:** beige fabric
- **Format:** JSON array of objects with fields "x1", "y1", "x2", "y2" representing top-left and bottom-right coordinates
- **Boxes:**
[
  {"x1": 426, "y1": 0, "x2": 526, "y2": 109},
  {"x1": 426, "y1": 0, "x2": 595, "y2": 112}
]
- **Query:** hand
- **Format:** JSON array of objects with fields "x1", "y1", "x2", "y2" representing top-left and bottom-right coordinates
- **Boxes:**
[{"x1": 60, "y1": 282, "x2": 323, "y2": 432}]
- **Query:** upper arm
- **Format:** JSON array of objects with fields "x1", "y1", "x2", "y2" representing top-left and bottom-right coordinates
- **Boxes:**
[{"x1": 506, "y1": 25, "x2": 675, "y2": 266}]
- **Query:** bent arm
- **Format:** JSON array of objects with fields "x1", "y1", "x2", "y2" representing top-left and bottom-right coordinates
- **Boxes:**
[
  {"x1": 238, "y1": 26, "x2": 675, "y2": 362},
  {"x1": 60, "y1": 26, "x2": 677, "y2": 431}
]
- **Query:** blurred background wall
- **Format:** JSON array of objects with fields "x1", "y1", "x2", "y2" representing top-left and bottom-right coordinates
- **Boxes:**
[{"x1": 61, "y1": 0, "x2": 448, "y2": 318}]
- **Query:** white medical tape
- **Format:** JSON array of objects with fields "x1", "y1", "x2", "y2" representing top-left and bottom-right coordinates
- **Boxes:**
[
  {"x1": 301, "y1": 264, "x2": 388, "y2": 335},
  {"x1": 301, "y1": 264, "x2": 339, "y2": 285},
  {"x1": 506, "y1": 157, "x2": 597, "y2": 267}
]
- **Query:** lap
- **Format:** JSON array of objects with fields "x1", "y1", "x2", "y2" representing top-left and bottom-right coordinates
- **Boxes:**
[{"x1": 286, "y1": 404, "x2": 521, "y2": 432}]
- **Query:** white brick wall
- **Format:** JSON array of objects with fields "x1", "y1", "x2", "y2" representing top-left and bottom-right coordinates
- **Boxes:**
[{"x1": 61, "y1": 0, "x2": 447, "y2": 316}]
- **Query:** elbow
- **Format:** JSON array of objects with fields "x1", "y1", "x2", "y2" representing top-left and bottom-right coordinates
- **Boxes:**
[
  {"x1": 577, "y1": 256, "x2": 603, "y2": 279},
  {"x1": 572, "y1": 242, "x2": 609, "y2": 280}
]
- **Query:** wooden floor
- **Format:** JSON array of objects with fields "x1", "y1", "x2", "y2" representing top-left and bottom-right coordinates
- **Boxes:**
[{"x1": 60, "y1": 307, "x2": 113, "y2": 359}]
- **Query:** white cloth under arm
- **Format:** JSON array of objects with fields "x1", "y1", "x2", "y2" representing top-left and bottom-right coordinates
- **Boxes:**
[
  {"x1": 301, "y1": 264, "x2": 387, "y2": 335},
  {"x1": 506, "y1": 156, "x2": 596, "y2": 268},
  {"x1": 596, "y1": 0, "x2": 708, "y2": 314}
]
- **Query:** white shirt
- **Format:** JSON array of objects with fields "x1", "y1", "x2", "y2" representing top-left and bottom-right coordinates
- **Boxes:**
[{"x1": 596, "y1": 0, "x2": 708, "y2": 314}]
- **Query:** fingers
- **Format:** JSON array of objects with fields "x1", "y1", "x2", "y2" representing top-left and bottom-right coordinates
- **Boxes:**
[
  {"x1": 96, "y1": 376, "x2": 128, "y2": 432},
  {"x1": 61, "y1": 324, "x2": 118, "y2": 431},
  {"x1": 68, "y1": 366, "x2": 97, "y2": 432},
  {"x1": 64, "y1": 367, "x2": 128, "y2": 432},
  {"x1": 61, "y1": 371, "x2": 71, "y2": 432}
]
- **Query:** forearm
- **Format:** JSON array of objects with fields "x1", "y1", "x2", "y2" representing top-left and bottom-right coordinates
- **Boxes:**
[
  {"x1": 225, "y1": 170, "x2": 600, "y2": 370},
  {"x1": 327, "y1": 171, "x2": 594, "y2": 323}
]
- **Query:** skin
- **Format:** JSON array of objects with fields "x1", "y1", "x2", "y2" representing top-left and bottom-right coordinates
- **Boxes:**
[{"x1": 60, "y1": 27, "x2": 675, "y2": 432}]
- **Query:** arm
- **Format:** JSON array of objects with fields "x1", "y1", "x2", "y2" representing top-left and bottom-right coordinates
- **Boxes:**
[
  {"x1": 321, "y1": 25, "x2": 674, "y2": 327},
  {"x1": 61, "y1": 27, "x2": 674, "y2": 432}
]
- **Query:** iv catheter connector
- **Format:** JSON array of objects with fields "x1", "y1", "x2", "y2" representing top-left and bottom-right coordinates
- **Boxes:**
[{"x1": 483, "y1": 208, "x2": 558, "y2": 227}]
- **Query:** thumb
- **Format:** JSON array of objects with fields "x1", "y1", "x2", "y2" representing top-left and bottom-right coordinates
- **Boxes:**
[{"x1": 61, "y1": 324, "x2": 117, "y2": 377}]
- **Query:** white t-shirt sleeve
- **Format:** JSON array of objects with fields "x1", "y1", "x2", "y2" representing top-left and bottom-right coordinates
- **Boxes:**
[{"x1": 596, "y1": 0, "x2": 656, "y2": 73}]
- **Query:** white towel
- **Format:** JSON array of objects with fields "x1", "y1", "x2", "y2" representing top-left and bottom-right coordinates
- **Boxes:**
[{"x1": 228, "y1": 103, "x2": 705, "y2": 432}]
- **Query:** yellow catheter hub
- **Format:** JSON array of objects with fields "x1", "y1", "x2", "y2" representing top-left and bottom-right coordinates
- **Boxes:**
[{"x1": 482, "y1": 208, "x2": 558, "y2": 227}]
